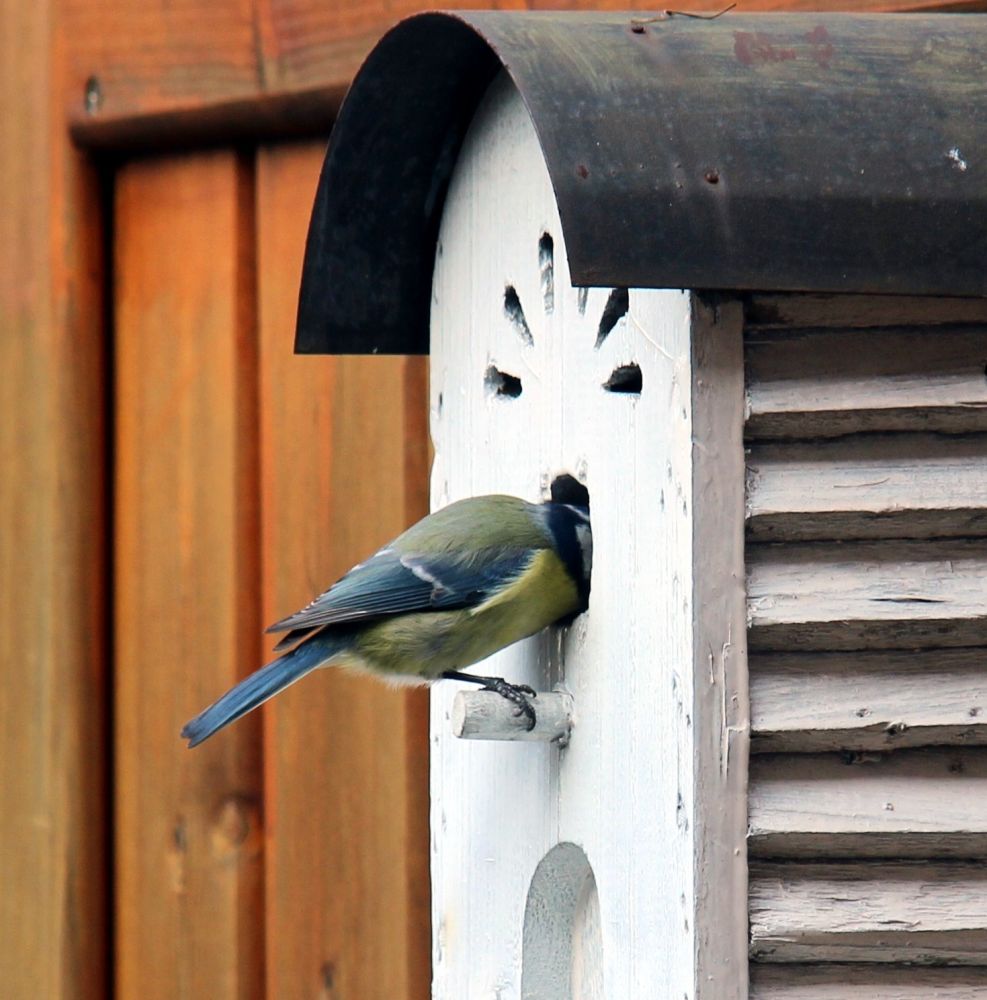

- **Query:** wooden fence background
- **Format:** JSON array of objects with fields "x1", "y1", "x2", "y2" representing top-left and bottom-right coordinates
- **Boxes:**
[{"x1": 1, "y1": 0, "x2": 982, "y2": 998}]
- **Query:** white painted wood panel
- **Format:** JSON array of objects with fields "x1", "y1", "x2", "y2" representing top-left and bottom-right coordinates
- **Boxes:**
[
  {"x1": 747, "y1": 540, "x2": 987, "y2": 650},
  {"x1": 745, "y1": 326, "x2": 987, "y2": 438},
  {"x1": 429, "y1": 74, "x2": 748, "y2": 1000},
  {"x1": 750, "y1": 964, "x2": 987, "y2": 1000},
  {"x1": 749, "y1": 749, "x2": 987, "y2": 857},
  {"x1": 751, "y1": 648, "x2": 987, "y2": 752},
  {"x1": 749, "y1": 861, "x2": 987, "y2": 964},
  {"x1": 747, "y1": 434, "x2": 987, "y2": 541}
]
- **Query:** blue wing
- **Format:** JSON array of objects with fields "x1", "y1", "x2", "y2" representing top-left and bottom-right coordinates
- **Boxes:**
[{"x1": 267, "y1": 547, "x2": 533, "y2": 650}]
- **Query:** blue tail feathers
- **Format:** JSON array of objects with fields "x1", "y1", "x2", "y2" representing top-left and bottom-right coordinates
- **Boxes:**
[{"x1": 180, "y1": 637, "x2": 335, "y2": 748}]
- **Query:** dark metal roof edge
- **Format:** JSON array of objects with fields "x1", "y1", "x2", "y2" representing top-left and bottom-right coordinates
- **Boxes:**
[
  {"x1": 294, "y1": 13, "x2": 499, "y2": 354},
  {"x1": 295, "y1": 11, "x2": 987, "y2": 355}
]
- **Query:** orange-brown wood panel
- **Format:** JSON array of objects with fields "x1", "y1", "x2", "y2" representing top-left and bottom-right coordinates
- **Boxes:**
[
  {"x1": 115, "y1": 152, "x2": 264, "y2": 1000},
  {"x1": 67, "y1": 0, "x2": 983, "y2": 148},
  {"x1": 256, "y1": 142, "x2": 431, "y2": 1000},
  {"x1": 0, "y1": 1, "x2": 108, "y2": 997}
]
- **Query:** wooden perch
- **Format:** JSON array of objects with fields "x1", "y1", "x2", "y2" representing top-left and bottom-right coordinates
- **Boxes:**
[{"x1": 452, "y1": 689, "x2": 574, "y2": 744}]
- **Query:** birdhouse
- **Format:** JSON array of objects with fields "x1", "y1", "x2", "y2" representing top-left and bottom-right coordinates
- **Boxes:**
[{"x1": 295, "y1": 12, "x2": 987, "y2": 999}]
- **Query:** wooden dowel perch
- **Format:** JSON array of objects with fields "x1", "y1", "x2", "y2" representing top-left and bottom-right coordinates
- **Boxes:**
[{"x1": 452, "y1": 689, "x2": 575, "y2": 744}]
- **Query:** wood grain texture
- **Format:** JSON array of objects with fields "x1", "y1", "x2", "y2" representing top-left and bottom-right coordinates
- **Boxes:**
[
  {"x1": 749, "y1": 749, "x2": 987, "y2": 858},
  {"x1": 747, "y1": 434, "x2": 987, "y2": 542},
  {"x1": 745, "y1": 325, "x2": 987, "y2": 439},
  {"x1": 65, "y1": 0, "x2": 984, "y2": 148},
  {"x1": 747, "y1": 540, "x2": 987, "y2": 651},
  {"x1": 256, "y1": 142, "x2": 430, "y2": 1000},
  {"x1": 115, "y1": 152, "x2": 264, "y2": 1000},
  {"x1": 751, "y1": 648, "x2": 987, "y2": 752},
  {"x1": 0, "y1": 1, "x2": 108, "y2": 997},
  {"x1": 751, "y1": 964, "x2": 987, "y2": 999},
  {"x1": 691, "y1": 297, "x2": 751, "y2": 1000},
  {"x1": 746, "y1": 294, "x2": 987, "y2": 330},
  {"x1": 750, "y1": 861, "x2": 987, "y2": 963}
]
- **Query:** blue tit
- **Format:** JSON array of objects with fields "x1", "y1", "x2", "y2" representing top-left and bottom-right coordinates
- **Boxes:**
[{"x1": 181, "y1": 494, "x2": 591, "y2": 747}]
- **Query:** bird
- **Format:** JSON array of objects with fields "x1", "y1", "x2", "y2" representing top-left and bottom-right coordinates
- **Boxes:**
[{"x1": 181, "y1": 493, "x2": 592, "y2": 747}]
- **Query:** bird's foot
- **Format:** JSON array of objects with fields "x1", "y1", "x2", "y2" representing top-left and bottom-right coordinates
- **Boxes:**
[
  {"x1": 479, "y1": 678, "x2": 537, "y2": 731},
  {"x1": 441, "y1": 671, "x2": 538, "y2": 731}
]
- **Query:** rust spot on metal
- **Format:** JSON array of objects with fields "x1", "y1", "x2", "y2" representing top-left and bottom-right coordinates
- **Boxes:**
[
  {"x1": 734, "y1": 31, "x2": 796, "y2": 66},
  {"x1": 804, "y1": 25, "x2": 834, "y2": 68},
  {"x1": 704, "y1": 169, "x2": 720, "y2": 185},
  {"x1": 576, "y1": 163, "x2": 589, "y2": 179},
  {"x1": 734, "y1": 26, "x2": 832, "y2": 68}
]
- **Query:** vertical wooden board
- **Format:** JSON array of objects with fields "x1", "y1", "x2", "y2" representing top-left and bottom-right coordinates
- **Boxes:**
[
  {"x1": 256, "y1": 142, "x2": 430, "y2": 1000},
  {"x1": 0, "y1": 2, "x2": 108, "y2": 997},
  {"x1": 115, "y1": 152, "x2": 263, "y2": 1000},
  {"x1": 692, "y1": 297, "x2": 750, "y2": 1000}
]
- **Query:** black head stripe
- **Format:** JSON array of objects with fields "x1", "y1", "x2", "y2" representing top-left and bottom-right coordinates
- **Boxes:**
[{"x1": 544, "y1": 502, "x2": 592, "y2": 613}]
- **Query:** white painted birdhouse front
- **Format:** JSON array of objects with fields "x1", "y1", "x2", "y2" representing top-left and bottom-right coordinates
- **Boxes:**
[{"x1": 428, "y1": 73, "x2": 748, "y2": 1000}]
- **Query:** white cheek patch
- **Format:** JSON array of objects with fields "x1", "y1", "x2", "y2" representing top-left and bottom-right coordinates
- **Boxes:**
[{"x1": 575, "y1": 523, "x2": 593, "y2": 575}]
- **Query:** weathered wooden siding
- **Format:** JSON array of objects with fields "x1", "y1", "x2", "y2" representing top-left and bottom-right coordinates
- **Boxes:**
[{"x1": 745, "y1": 295, "x2": 987, "y2": 992}]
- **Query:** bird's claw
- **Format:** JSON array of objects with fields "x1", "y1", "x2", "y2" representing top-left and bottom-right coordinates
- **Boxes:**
[{"x1": 481, "y1": 678, "x2": 537, "y2": 731}]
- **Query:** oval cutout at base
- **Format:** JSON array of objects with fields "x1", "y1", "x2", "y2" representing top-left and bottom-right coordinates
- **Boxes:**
[{"x1": 522, "y1": 842, "x2": 603, "y2": 1000}]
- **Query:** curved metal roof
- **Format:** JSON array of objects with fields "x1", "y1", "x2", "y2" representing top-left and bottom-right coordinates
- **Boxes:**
[{"x1": 295, "y1": 11, "x2": 987, "y2": 354}]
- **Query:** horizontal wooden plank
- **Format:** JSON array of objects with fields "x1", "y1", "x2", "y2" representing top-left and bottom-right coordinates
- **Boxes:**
[
  {"x1": 746, "y1": 294, "x2": 987, "y2": 330},
  {"x1": 747, "y1": 540, "x2": 987, "y2": 651},
  {"x1": 66, "y1": 2, "x2": 987, "y2": 150},
  {"x1": 750, "y1": 861, "x2": 987, "y2": 963},
  {"x1": 751, "y1": 964, "x2": 987, "y2": 1000},
  {"x1": 745, "y1": 326, "x2": 987, "y2": 439},
  {"x1": 747, "y1": 434, "x2": 987, "y2": 541},
  {"x1": 749, "y1": 749, "x2": 987, "y2": 858},
  {"x1": 751, "y1": 648, "x2": 987, "y2": 752}
]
